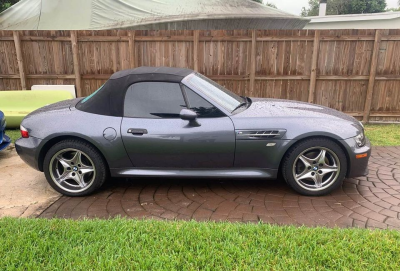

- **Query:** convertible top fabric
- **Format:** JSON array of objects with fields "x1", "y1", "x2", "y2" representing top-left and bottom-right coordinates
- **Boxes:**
[
  {"x1": 76, "y1": 67, "x2": 194, "y2": 117},
  {"x1": 0, "y1": 0, "x2": 309, "y2": 30}
]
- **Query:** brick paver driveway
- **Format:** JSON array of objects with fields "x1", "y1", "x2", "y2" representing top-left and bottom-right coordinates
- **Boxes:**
[{"x1": 40, "y1": 146, "x2": 400, "y2": 229}]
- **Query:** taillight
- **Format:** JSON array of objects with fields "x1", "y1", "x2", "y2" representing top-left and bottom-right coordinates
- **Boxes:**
[{"x1": 20, "y1": 125, "x2": 29, "y2": 138}]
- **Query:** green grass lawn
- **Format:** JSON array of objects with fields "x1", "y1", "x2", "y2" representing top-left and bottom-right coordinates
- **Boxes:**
[
  {"x1": 4, "y1": 129, "x2": 19, "y2": 142},
  {"x1": 5, "y1": 124, "x2": 400, "y2": 145},
  {"x1": 0, "y1": 218, "x2": 399, "y2": 270},
  {"x1": 365, "y1": 124, "x2": 400, "y2": 146}
]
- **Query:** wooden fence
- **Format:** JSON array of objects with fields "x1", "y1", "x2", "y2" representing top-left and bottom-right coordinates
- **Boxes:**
[{"x1": 1, "y1": 29, "x2": 400, "y2": 123}]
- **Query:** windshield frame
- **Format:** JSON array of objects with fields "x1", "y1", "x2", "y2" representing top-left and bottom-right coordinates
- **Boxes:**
[{"x1": 181, "y1": 73, "x2": 247, "y2": 115}]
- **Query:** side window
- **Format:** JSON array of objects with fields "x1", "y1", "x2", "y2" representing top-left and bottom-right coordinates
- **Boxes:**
[
  {"x1": 124, "y1": 82, "x2": 186, "y2": 118},
  {"x1": 183, "y1": 86, "x2": 226, "y2": 118}
]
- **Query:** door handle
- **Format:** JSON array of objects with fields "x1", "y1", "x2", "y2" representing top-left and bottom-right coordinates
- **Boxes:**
[{"x1": 127, "y1": 128, "x2": 148, "y2": 135}]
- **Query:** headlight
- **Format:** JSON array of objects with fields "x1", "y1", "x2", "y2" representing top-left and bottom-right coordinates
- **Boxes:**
[{"x1": 355, "y1": 130, "x2": 366, "y2": 147}]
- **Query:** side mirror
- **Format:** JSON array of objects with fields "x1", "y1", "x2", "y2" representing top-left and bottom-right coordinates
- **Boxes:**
[
  {"x1": 180, "y1": 109, "x2": 197, "y2": 121},
  {"x1": 180, "y1": 109, "x2": 200, "y2": 127}
]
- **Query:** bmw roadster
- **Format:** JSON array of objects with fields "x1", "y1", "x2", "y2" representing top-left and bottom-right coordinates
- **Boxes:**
[{"x1": 16, "y1": 67, "x2": 371, "y2": 196}]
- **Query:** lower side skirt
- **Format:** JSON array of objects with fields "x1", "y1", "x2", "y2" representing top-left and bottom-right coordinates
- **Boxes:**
[{"x1": 110, "y1": 168, "x2": 278, "y2": 179}]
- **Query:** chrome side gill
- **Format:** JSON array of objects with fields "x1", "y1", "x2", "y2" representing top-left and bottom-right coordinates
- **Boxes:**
[{"x1": 236, "y1": 129, "x2": 287, "y2": 140}]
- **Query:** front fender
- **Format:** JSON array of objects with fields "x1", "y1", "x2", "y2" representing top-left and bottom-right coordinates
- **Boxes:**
[{"x1": 231, "y1": 117, "x2": 362, "y2": 140}]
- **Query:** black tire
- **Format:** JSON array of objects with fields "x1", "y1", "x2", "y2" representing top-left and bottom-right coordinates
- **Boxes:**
[
  {"x1": 282, "y1": 138, "x2": 347, "y2": 196},
  {"x1": 43, "y1": 139, "x2": 107, "y2": 197}
]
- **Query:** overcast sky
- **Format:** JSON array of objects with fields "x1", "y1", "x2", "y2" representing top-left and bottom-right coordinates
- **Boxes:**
[{"x1": 263, "y1": 0, "x2": 399, "y2": 16}]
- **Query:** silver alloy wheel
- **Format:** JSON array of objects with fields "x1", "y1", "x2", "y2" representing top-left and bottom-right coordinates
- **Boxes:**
[
  {"x1": 292, "y1": 146, "x2": 340, "y2": 192},
  {"x1": 49, "y1": 148, "x2": 96, "y2": 193}
]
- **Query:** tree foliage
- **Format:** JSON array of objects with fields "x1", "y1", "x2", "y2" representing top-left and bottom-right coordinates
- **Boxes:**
[
  {"x1": 266, "y1": 2, "x2": 278, "y2": 9},
  {"x1": 387, "y1": 7, "x2": 400, "y2": 11},
  {"x1": 301, "y1": 0, "x2": 387, "y2": 17},
  {"x1": 0, "y1": 0, "x2": 19, "y2": 13},
  {"x1": 251, "y1": 0, "x2": 278, "y2": 9}
]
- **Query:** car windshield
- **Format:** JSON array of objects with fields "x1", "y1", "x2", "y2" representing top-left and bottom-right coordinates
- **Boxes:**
[
  {"x1": 80, "y1": 84, "x2": 105, "y2": 104},
  {"x1": 183, "y1": 73, "x2": 245, "y2": 113}
]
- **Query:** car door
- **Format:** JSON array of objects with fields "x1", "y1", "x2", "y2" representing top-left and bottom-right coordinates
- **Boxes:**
[{"x1": 121, "y1": 82, "x2": 235, "y2": 168}]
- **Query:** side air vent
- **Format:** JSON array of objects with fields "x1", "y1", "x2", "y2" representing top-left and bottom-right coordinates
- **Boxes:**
[{"x1": 236, "y1": 129, "x2": 286, "y2": 140}]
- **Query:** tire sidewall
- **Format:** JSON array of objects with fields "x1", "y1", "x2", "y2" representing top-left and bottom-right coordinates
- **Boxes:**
[
  {"x1": 283, "y1": 138, "x2": 347, "y2": 196},
  {"x1": 43, "y1": 140, "x2": 107, "y2": 197}
]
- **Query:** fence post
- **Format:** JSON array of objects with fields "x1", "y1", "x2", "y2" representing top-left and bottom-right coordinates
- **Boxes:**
[
  {"x1": 13, "y1": 31, "x2": 27, "y2": 90},
  {"x1": 249, "y1": 30, "x2": 256, "y2": 97},
  {"x1": 70, "y1": 31, "x2": 82, "y2": 97},
  {"x1": 363, "y1": 30, "x2": 382, "y2": 123},
  {"x1": 128, "y1": 30, "x2": 135, "y2": 69},
  {"x1": 193, "y1": 30, "x2": 200, "y2": 72},
  {"x1": 308, "y1": 30, "x2": 320, "y2": 103}
]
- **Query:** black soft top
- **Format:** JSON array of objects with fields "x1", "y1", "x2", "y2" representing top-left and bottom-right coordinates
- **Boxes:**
[{"x1": 76, "y1": 66, "x2": 194, "y2": 117}]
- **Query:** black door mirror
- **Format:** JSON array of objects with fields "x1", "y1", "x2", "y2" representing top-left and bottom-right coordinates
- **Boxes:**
[
  {"x1": 180, "y1": 109, "x2": 197, "y2": 121},
  {"x1": 180, "y1": 109, "x2": 200, "y2": 127}
]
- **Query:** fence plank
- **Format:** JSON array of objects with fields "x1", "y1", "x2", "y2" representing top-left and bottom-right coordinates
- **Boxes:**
[
  {"x1": 308, "y1": 30, "x2": 320, "y2": 103},
  {"x1": 70, "y1": 31, "x2": 82, "y2": 97},
  {"x1": 13, "y1": 31, "x2": 26, "y2": 90},
  {"x1": 128, "y1": 30, "x2": 135, "y2": 68},
  {"x1": 193, "y1": 30, "x2": 199, "y2": 72},
  {"x1": 249, "y1": 30, "x2": 256, "y2": 97},
  {"x1": 363, "y1": 30, "x2": 382, "y2": 123},
  {"x1": 112, "y1": 42, "x2": 118, "y2": 72}
]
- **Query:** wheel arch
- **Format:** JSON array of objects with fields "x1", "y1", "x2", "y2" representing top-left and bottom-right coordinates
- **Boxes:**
[
  {"x1": 277, "y1": 135, "x2": 351, "y2": 178},
  {"x1": 38, "y1": 135, "x2": 110, "y2": 172}
]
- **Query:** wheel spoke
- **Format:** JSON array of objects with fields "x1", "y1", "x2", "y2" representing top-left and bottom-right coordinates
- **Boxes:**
[
  {"x1": 314, "y1": 173, "x2": 323, "y2": 188},
  {"x1": 56, "y1": 155, "x2": 71, "y2": 170},
  {"x1": 69, "y1": 151, "x2": 83, "y2": 166},
  {"x1": 80, "y1": 167, "x2": 94, "y2": 176},
  {"x1": 299, "y1": 155, "x2": 313, "y2": 168},
  {"x1": 71, "y1": 173, "x2": 86, "y2": 188},
  {"x1": 295, "y1": 171, "x2": 315, "y2": 182},
  {"x1": 315, "y1": 149, "x2": 327, "y2": 165},
  {"x1": 319, "y1": 165, "x2": 338, "y2": 176},
  {"x1": 57, "y1": 171, "x2": 73, "y2": 184}
]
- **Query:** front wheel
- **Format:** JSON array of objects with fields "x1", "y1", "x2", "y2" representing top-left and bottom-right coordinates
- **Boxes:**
[
  {"x1": 282, "y1": 138, "x2": 347, "y2": 196},
  {"x1": 43, "y1": 140, "x2": 107, "y2": 196}
]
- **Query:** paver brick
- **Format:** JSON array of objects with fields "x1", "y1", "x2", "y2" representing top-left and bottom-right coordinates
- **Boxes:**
[{"x1": 38, "y1": 146, "x2": 400, "y2": 230}]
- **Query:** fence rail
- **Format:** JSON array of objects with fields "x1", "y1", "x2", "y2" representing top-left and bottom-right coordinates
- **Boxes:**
[{"x1": 1, "y1": 29, "x2": 400, "y2": 123}]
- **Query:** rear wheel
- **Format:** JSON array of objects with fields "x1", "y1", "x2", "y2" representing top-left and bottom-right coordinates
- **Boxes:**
[
  {"x1": 282, "y1": 138, "x2": 347, "y2": 196},
  {"x1": 43, "y1": 140, "x2": 107, "y2": 196}
]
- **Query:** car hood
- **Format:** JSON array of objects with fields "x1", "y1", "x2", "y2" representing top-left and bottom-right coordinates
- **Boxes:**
[
  {"x1": 237, "y1": 98, "x2": 356, "y2": 122},
  {"x1": 232, "y1": 98, "x2": 363, "y2": 140}
]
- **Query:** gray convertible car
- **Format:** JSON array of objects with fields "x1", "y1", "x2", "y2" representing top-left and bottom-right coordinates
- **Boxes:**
[{"x1": 16, "y1": 67, "x2": 371, "y2": 197}]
